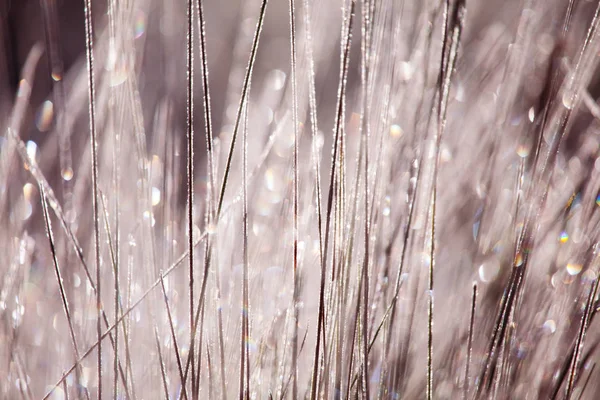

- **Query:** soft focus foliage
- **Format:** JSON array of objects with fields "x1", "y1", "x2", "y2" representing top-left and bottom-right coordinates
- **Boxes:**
[{"x1": 2, "y1": 0, "x2": 600, "y2": 398}]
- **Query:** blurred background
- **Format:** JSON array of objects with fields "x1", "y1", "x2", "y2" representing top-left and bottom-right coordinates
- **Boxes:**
[{"x1": 3, "y1": 0, "x2": 600, "y2": 398}]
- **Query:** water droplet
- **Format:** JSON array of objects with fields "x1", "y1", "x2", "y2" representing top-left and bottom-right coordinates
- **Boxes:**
[
  {"x1": 562, "y1": 91, "x2": 575, "y2": 110},
  {"x1": 566, "y1": 263, "x2": 582, "y2": 276},
  {"x1": 73, "y1": 273, "x2": 81, "y2": 288},
  {"x1": 245, "y1": 335, "x2": 257, "y2": 352},
  {"x1": 252, "y1": 223, "x2": 264, "y2": 236},
  {"x1": 517, "y1": 144, "x2": 530, "y2": 158},
  {"x1": 390, "y1": 124, "x2": 403, "y2": 138},
  {"x1": 543, "y1": 319, "x2": 556, "y2": 334},
  {"x1": 52, "y1": 313, "x2": 60, "y2": 332},
  {"x1": 267, "y1": 69, "x2": 286, "y2": 91},
  {"x1": 528, "y1": 107, "x2": 535, "y2": 122},
  {"x1": 382, "y1": 196, "x2": 391, "y2": 216},
  {"x1": 143, "y1": 211, "x2": 156, "y2": 227},
  {"x1": 514, "y1": 252, "x2": 524, "y2": 267},
  {"x1": 440, "y1": 146, "x2": 452, "y2": 162},
  {"x1": 36, "y1": 100, "x2": 54, "y2": 132},
  {"x1": 12, "y1": 308, "x2": 23, "y2": 328},
  {"x1": 152, "y1": 187, "x2": 161, "y2": 206},
  {"x1": 134, "y1": 10, "x2": 147, "y2": 39},
  {"x1": 17, "y1": 79, "x2": 30, "y2": 98},
  {"x1": 455, "y1": 84, "x2": 465, "y2": 102},
  {"x1": 476, "y1": 182, "x2": 487, "y2": 199},
  {"x1": 109, "y1": 59, "x2": 128, "y2": 87},
  {"x1": 479, "y1": 258, "x2": 500, "y2": 282},
  {"x1": 23, "y1": 183, "x2": 34, "y2": 201},
  {"x1": 206, "y1": 223, "x2": 216, "y2": 235},
  {"x1": 315, "y1": 132, "x2": 324, "y2": 149},
  {"x1": 517, "y1": 342, "x2": 528, "y2": 359},
  {"x1": 265, "y1": 168, "x2": 279, "y2": 191},
  {"x1": 399, "y1": 61, "x2": 413, "y2": 81},
  {"x1": 51, "y1": 71, "x2": 62, "y2": 82},
  {"x1": 265, "y1": 106, "x2": 274, "y2": 125},
  {"x1": 26, "y1": 141, "x2": 37, "y2": 161},
  {"x1": 559, "y1": 231, "x2": 569, "y2": 243},
  {"x1": 61, "y1": 167, "x2": 74, "y2": 181}
]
